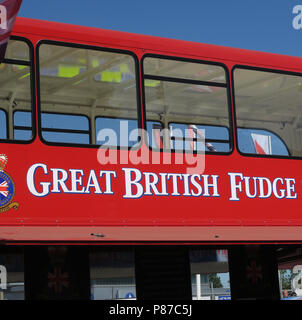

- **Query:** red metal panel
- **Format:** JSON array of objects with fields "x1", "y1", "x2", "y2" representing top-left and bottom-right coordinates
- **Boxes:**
[{"x1": 0, "y1": 225, "x2": 302, "y2": 243}]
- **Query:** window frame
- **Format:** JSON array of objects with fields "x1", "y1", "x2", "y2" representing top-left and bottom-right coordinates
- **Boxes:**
[
  {"x1": 141, "y1": 53, "x2": 234, "y2": 155},
  {"x1": 0, "y1": 36, "x2": 36, "y2": 145},
  {"x1": 36, "y1": 39, "x2": 141, "y2": 149},
  {"x1": 232, "y1": 64, "x2": 302, "y2": 160}
]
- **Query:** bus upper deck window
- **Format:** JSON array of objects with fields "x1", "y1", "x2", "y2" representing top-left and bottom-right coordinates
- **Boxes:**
[
  {"x1": 38, "y1": 42, "x2": 139, "y2": 147},
  {"x1": 143, "y1": 56, "x2": 231, "y2": 153},
  {"x1": 0, "y1": 109, "x2": 7, "y2": 139},
  {"x1": 234, "y1": 68, "x2": 302, "y2": 158},
  {"x1": 237, "y1": 128, "x2": 289, "y2": 157},
  {"x1": 0, "y1": 39, "x2": 33, "y2": 142}
]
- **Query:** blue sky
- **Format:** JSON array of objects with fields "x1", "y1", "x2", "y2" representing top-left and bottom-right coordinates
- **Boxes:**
[{"x1": 18, "y1": 0, "x2": 302, "y2": 57}]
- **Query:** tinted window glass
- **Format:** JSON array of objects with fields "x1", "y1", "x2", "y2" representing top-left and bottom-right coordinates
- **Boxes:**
[
  {"x1": 96, "y1": 117, "x2": 138, "y2": 147},
  {"x1": 143, "y1": 56, "x2": 230, "y2": 153},
  {"x1": 0, "y1": 248, "x2": 24, "y2": 300},
  {"x1": 41, "y1": 113, "x2": 90, "y2": 144},
  {"x1": 39, "y1": 43, "x2": 138, "y2": 146},
  {"x1": 234, "y1": 68, "x2": 302, "y2": 157},
  {"x1": 190, "y1": 249, "x2": 231, "y2": 300},
  {"x1": 0, "y1": 109, "x2": 6, "y2": 139},
  {"x1": 90, "y1": 249, "x2": 136, "y2": 300},
  {"x1": 0, "y1": 39, "x2": 32, "y2": 142},
  {"x1": 238, "y1": 128, "x2": 289, "y2": 156}
]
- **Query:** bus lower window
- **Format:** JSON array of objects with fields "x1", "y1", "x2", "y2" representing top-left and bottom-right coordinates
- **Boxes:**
[
  {"x1": 143, "y1": 56, "x2": 231, "y2": 153},
  {"x1": 89, "y1": 249, "x2": 136, "y2": 300},
  {"x1": 0, "y1": 248, "x2": 25, "y2": 300},
  {"x1": 234, "y1": 68, "x2": 302, "y2": 157},
  {"x1": 0, "y1": 39, "x2": 33, "y2": 142},
  {"x1": 38, "y1": 43, "x2": 139, "y2": 147},
  {"x1": 190, "y1": 249, "x2": 231, "y2": 300}
]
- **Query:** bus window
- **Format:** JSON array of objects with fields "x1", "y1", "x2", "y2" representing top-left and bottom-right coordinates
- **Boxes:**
[
  {"x1": 0, "y1": 109, "x2": 7, "y2": 139},
  {"x1": 38, "y1": 42, "x2": 138, "y2": 147},
  {"x1": 146, "y1": 120, "x2": 164, "y2": 149},
  {"x1": 41, "y1": 113, "x2": 90, "y2": 144},
  {"x1": 0, "y1": 39, "x2": 33, "y2": 142},
  {"x1": 14, "y1": 111, "x2": 32, "y2": 141},
  {"x1": 190, "y1": 249, "x2": 231, "y2": 300},
  {"x1": 143, "y1": 56, "x2": 231, "y2": 153},
  {"x1": 234, "y1": 68, "x2": 302, "y2": 157},
  {"x1": 90, "y1": 249, "x2": 136, "y2": 300},
  {"x1": 96, "y1": 117, "x2": 138, "y2": 147},
  {"x1": 4, "y1": 40, "x2": 30, "y2": 61},
  {"x1": 170, "y1": 123, "x2": 230, "y2": 152},
  {"x1": 237, "y1": 128, "x2": 289, "y2": 156},
  {"x1": 0, "y1": 248, "x2": 25, "y2": 300}
]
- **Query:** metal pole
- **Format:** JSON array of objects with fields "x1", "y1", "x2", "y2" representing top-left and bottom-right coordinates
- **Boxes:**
[
  {"x1": 196, "y1": 274, "x2": 201, "y2": 300},
  {"x1": 210, "y1": 281, "x2": 214, "y2": 300}
]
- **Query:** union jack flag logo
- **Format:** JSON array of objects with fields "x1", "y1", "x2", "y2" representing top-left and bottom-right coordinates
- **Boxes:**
[
  {"x1": 0, "y1": 180, "x2": 8, "y2": 197},
  {"x1": 246, "y1": 260, "x2": 263, "y2": 284},
  {"x1": 48, "y1": 267, "x2": 69, "y2": 294}
]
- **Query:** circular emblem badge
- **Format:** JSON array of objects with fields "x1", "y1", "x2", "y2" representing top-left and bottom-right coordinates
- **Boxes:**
[{"x1": 0, "y1": 171, "x2": 15, "y2": 208}]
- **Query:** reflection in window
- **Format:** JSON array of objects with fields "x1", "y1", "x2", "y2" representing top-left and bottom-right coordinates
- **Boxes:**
[
  {"x1": 238, "y1": 128, "x2": 289, "y2": 156},
  {"x1": 90, "y1": 250, "x2": 136, "y2": 300},
  {"x1": 234, "y1": 68, "x2": 302, "y2": 157},
  {"x1": 0, "y1": 248, "x2": 24, "y2": 300},
  {"x1": 147, "y1": 121, "x2": 164, "y2": 149},
  {"x1": 170, "y1": 123, "x2": 229, "y2": 152},
  {"x1": 143, "y1": 56, "x2": 230, "y2": 153},
  {"x1": 277, "y1": 246, "x2": 302, "y2": 299},
  {"x1": 39, "y1": 43, "x2": 138, "y2": 146},
  {"x1": 190, "y1": 249, "x2": 231, "y2": 300}
]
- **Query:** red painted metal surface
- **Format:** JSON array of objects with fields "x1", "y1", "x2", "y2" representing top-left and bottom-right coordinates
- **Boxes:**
[{"x1": 0, "y1": 17, "x2": 300, "y2": 243}]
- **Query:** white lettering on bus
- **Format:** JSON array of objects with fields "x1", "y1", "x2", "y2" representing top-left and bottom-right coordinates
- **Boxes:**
[
  {"x1": 122, "y1": 168, "x2": 144, "y2": 199},
  {"x1": 26, "y1": 163, "x2": 51, "y2": 197},
  {"x1": 122, "y1": 168, "x2": 220, "y2": 199},
  {"x1": 27, "y1": 163, "x2": 117, "y2": 197},
  {"x1": 100, "y1": 171, "x2": 117, "y2": 194},
  {"x1": 228, "y1": 172, "x2": 297, "y2": 201},
  {"x1": 26, "y1": 164, "x2": 298, "y2": 201}
]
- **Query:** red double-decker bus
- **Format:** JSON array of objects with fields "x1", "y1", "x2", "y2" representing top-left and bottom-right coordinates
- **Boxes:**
[{"x1": 0, "y1": 17, "x2": 301, "y2": 300}]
